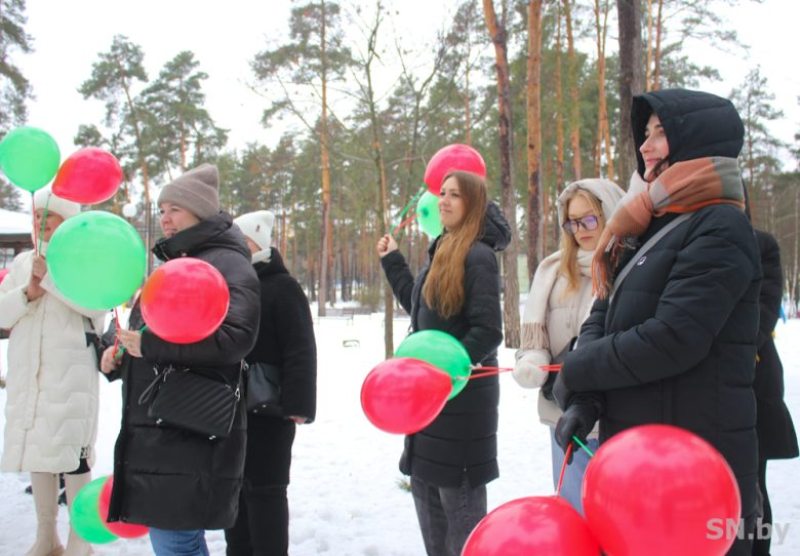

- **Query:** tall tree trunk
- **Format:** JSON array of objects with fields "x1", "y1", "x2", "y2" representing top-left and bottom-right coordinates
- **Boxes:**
[
  {"x1": 318, "y1": 0, "x2": 333, "y2": 316},
  {"x1": 617, "y1": 0, "x2": 644, "y2": 185},
  {"x1": 645, "y1": 0, "x2": 653, "y2": 91},
  {"x1": 526, "y1": 0, "x2": 543, "y2": 279},
  {"x1": 364, "y1": 5, "x2": 394, "y2": 358},
  {"x1": 562, "y1": 0, "x2": 581, "y2": 180},
  {"x1": 653, "y1": 0, "x2": 664, "y2": 90},
  {"x1": 594, "y1": 0, "x2": 614, "y2": 181},
  {"x1": 555, "y1": 1, "x2": 565, "y2": 194},
  {"x1": 484, "y1": 0, "x2": 521, "y2": 348}
]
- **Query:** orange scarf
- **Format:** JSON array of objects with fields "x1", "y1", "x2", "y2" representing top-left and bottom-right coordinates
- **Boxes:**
[{"x1": 592, "y1": 157, "x2": 745, "y2": 298}]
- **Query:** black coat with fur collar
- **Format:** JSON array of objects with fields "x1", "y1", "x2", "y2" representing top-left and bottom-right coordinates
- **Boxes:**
[{"x1": 380, "y1": 202, "x2": 510, "y2": 488}]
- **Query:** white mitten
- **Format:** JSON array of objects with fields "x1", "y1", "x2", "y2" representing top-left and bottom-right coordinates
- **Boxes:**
[{"x1": 512, "y1": 349, "x2": 550, "y2": 388}]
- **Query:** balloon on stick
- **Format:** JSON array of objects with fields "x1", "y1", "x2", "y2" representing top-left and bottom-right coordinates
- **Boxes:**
[
  {"x1": 423, "y1": 144, "x2": 486, "y2": 195},
  {"x1": 361, "y1": 357, "x2": 452, "y2": 434},
  {"x1": 395, "y1": 330, "x2": 472, "y2": 399},
  {"x1": 583, "y1": 424, "x2": 741, "y2": 556},
  {"x1": 0, "y1": 127, "x2": 60, "y2": 192},
  {"x1": 415, "y1": 191, "x2": 442, "y2": 239},
  {"x1": 69, "y1": 476, "x2": 118, "y2": 544},
  {"x1": 47, "y1": 211, "x2": 146, "y2": 309},
  {"x1": 462, "y1": 496, "x2": 600, "y2": 556},
  {"x1": 140, "y1": 258, "x2": 230, "y2": 344},
  {"x1": 98, "y1": 476, "x2": 149, "y2": 538},
  {"x1": 52, "y1": 147, "x2": 123, "y2": 204}
]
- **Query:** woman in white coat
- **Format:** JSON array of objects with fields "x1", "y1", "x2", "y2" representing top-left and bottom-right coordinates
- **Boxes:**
[
  {"x1": 512, "y1": 178, "x2": 624, "y2": 514},
  {"x1": 0, "y1": 188, "x2": 106, "y2": 556}
]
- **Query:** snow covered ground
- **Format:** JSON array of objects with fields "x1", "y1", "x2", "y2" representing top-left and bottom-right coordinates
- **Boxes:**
[{"x1": 0, "y1": 313, "x2": 798, "y2": 555}]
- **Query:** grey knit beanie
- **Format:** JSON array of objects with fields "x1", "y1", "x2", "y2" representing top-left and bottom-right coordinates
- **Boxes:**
[{"x1": 157, "y1": 163, "x2": 220, "y2": 219}]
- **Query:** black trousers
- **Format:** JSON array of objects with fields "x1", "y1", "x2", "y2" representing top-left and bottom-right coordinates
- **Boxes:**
[{"x1": 225, "y1": 416, "x2": 296, "y2": 556}]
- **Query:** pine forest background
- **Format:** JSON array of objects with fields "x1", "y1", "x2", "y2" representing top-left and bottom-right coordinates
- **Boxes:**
[{"x1": 1, "y1": 0, "x2": 798, "y2": 354}]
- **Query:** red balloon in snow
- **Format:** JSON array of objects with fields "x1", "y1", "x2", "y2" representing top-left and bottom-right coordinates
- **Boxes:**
[
  {"x1": 0, "y1": 268, "x2": 9, "y2": 284},
  {"x1": 361, "y1": 357, "x2": 452, "y2": 434},
  {"x1": 423, "y1": 144, "x2": 486, "y2": 195},
  {"x1": 462, "y1": 496, "x2": 600, "y2": 556},
  {"x1": 140, "y1": 258, "x2": 230, "y2": 344},
  {"x1": 583, "y1": 424, "x2": 740, "y2": 556},
  {"x1": 52, "y1": 147, "x2": 123, "y2": 204},
  {"x1": 98, "y1": 476, "x2": 149, "y2": 538}
]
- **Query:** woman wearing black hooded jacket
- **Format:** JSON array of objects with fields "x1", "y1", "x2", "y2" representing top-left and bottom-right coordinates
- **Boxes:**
[
  {"x1": 101, "y1": 164, "x2": 261, "y2": 556},
  {"x1": 377, "y1": 171, "x2": 510, "y2": 556},
  {"x1": 553, "y1": 89, "x2": 761, "y2": 555}
]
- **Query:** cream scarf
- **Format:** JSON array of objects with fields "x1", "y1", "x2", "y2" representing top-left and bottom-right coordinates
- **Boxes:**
[{"x1": 521, "y1": 248, "x2": 594, "y2": 351}]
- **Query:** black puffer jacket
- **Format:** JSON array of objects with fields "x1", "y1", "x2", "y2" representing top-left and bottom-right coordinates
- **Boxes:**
[
  {"x1": 753, "y1": 229, "x2": 798, "y2": 460},
  {"x1": 107, "y1": 212, "x2": 260, "y2": 530},
  {"x1": 562, "y1": 89, "x2": 761, "y2": 522},
  {"x1": 248, "y1": 248, "x2": 317, "y2": 423},
  {"x1": 380, "y1": 202, "x2": 511, "y2": 488}
]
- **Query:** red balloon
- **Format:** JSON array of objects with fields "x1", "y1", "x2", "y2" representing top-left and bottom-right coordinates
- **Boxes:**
[
  {"x1": 583, "y1": 424, "x2": 741, "y2": 556},
  {"x1": 52, "y1": 147, "x2": 123, "y2": 204},
  {"x1": 140, "y1": 258, "x2": 230, "y2": 344},
  {"x1": 0, "y1": 268, "x2": 8, "y2": 284},
  {"x1": 98, "y1": 476, "x2": 149, "y2": 538},
  {"x1": 361, "y1": 357, "x2": 452, "y2": 434},
  {"x1": 463, "y1": 496, "x2": 600, "y2": 556},
  {"x1": 423, "y1": 144, "x2": 486, "y2": 195}
]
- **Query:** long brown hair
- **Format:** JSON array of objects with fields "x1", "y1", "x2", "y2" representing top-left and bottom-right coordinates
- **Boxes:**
[
  {"x1": 422, "y1": 171, "x2": 488, "y2": 318},
  {"x1": 558, "y1": 188, "x2": 605, "y2": 294}
]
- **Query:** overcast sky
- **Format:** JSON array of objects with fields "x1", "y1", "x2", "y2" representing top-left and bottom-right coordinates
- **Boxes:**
[{"x1": 15, "y1": 0, "x2": 800, "y2": 172}]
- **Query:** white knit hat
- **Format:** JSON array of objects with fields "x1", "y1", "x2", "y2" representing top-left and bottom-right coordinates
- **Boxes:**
[
  {"x1": 33, "y1": 187, "x2": 81, "y2": 220},
  {"x1": 234, "y1": 210, "x2": 275, "y2": 251}
]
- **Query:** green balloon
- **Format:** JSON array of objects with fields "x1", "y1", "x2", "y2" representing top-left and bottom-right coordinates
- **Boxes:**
[
  {"x1": 69, "y1": 476, "x2": 118, "y2": 544},
  {"x1": 47, "y1": 211, "x2": 146, "y2": 310},
  {"x1": 0, "y1": 127, "x2": 60, "y2": 192},
  {"x1": 416, "y1": 191, "x2": 442, "y2": 239},
  {"x1": 395, "y1": 330, "x2": 471, "y2": 399}
]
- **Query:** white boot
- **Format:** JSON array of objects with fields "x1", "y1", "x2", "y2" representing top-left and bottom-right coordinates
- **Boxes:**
[
  {"x1": 25, "y1": 472, "x2": 65, "y2": 556},
  {"x1": 63, "y1": 472, "x2": 93, "y2": 556}
]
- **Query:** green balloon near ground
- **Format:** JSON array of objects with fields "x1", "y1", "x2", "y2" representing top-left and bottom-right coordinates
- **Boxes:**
[
  {"x1": 69, "y1": 476, "x2": 118, "y2": 544},
  {"x1": 0, "y1": 126, "x2": 60, "y2": 192},
  {"x1": 416, "y1": 191, "x2": 442, "y2": 239},
  {"x1": 47, "y1": 211, "x2": 146, "y2": 310},
  {"x1": 395, "y1": 330, "x2": 471, "y2": 400}
]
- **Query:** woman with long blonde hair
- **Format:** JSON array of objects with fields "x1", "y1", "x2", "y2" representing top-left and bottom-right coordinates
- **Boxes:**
[
  {"x1": 513, "y1": 178, "x2": 624, "y2": 514},
  {"x1": 377, "y1": 170, "x2": 510, "y2": 556}
]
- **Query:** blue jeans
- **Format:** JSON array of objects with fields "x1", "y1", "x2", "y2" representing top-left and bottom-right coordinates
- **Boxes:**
[
  {"x1": 149, "y1": 528, "x2": 209, "y2": 556},
  {"x1": 411, "y1": 475, "x2": 487, "y2": 556},
  {"x1": 550, "y1": 427, "x2": 598, "y2": 515}
]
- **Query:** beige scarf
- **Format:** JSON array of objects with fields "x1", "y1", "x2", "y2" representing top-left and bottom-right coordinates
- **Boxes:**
[{"x1": 521, "y1": 249, "x2": 594, "y2": 350}]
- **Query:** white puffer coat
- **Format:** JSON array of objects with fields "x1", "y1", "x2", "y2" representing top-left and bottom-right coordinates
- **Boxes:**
[{"x1": 0, "y1": 249, "x2": 106, "y2": 473}]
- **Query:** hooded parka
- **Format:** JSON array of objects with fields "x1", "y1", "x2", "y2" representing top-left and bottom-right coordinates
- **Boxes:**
[
  {"x1": 380, "y1": 202, "x2": 511, "y2": 488},
  {"x1": 561, "y1": 89, "x2": 761, "y2": 527},
  {"x1": 106, "y1": 212, "x2": 260, "y2": 530}
]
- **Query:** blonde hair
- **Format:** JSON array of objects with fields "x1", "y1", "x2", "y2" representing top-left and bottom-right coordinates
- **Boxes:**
[
  {"x1": 422, "y1": 171, "x2": 488, "y2": 318},
  {"x1": 559, "y1": 188, "x2": 605, "y2": 294}
]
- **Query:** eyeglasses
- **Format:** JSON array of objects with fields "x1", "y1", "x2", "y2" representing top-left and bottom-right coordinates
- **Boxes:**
[{"x1": 562, "y1": 215, "x2": 600, "y2": 235}]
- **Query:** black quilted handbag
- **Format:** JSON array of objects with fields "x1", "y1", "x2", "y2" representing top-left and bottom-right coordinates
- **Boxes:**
[{"x1": 138, "y1": 364, "x2": 242, "y2": 440}]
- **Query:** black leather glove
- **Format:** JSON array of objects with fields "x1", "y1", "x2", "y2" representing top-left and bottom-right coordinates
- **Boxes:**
[{"x1": 554, "y1": 396, "x2": 602, "y2": 462}]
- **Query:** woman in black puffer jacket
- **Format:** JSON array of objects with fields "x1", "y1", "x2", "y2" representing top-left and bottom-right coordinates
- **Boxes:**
[
  {"x1": 377, "y1": 170, "x2": 510, "y2": 556},
  {"x1": 553, "y1": 89, "x2": 761, "y2": 556},
  {"x1": 101, "y1": 164, "x2": 260, "y2": 556},
  {"x1": 225, "y1": 210, "x2": 317, "y2": 556}
]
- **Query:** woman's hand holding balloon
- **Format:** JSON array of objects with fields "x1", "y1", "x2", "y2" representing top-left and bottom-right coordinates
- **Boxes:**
[
  {"x1": 117, "y1": 329, "x2": 143, "y2": 358},
  {"x1": 376, "y1": 234, "x2": 398, "y2": 258}
]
